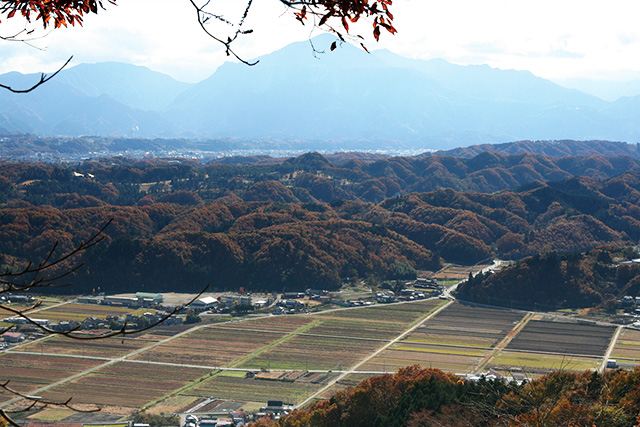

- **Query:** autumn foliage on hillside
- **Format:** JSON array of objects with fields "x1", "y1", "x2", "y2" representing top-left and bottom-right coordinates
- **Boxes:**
[
  {"x1": 250, "y1": 365, "x2": 640, "y2": 426},
  {"x1": 1, "y1": 151, "x2": 640, "y2": 294},
  {"x1": 457, "y1": 248, "x2": 640, "y2": 309}
]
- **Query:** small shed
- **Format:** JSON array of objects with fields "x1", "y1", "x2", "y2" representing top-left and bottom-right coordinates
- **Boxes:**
[{"x1": 3, "y1": 332, "x2": 25, "y2": 343}]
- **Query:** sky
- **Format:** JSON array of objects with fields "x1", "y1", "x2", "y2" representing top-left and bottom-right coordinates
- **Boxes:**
[{"x1": 1, "y1": 0, "x2": 640, "y2": 86}]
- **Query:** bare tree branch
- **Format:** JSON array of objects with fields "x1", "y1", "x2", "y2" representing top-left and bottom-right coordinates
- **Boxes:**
[{"x1": 0, "y1": 56, "x2": 72, "y2": 94}]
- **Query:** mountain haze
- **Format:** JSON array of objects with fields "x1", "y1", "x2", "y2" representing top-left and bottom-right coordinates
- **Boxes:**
[{"x1": 2, "y1": 35, "x2": 640, "y2": 149}]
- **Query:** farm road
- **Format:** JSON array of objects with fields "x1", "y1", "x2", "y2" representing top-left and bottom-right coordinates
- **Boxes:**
[
  {"x1": 295, "y1": 299, "x2": 454, "y2": 409},
  {"x1": 475, "y1": 311, "x2": 534, "y2": 372},
  {"x1": 600, "y1": 325, "x2": 623, "y2": 373}
]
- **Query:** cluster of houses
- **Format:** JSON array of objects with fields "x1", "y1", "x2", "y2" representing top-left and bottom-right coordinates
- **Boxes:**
[
  {"x1": 183, "y1": 401, "x2": 290, "y2": 427},
  {"x1": 0, "y1": 294, "x2": 36, "y2": 304},
  {"x1": 188, "y1": 294, "x2": 266, "y2": 313},
  {"x1": 273, "y1": 299, "x2": 305, "y2": 315}
]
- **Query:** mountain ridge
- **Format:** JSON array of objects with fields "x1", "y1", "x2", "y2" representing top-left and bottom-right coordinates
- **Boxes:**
[{"x1": 1, "y1": 36, "x2": 640, "y2": 149}]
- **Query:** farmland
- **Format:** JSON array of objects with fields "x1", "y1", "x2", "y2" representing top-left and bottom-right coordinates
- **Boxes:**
[
  {"x1": 363, "y1": 303, "x2": 524, "y2": 373},
  {"x1": 184, "y1": 370, "x2": 328, "y2": 405},
  {"x1": 0, "y1": 354, "x2": 102, "y2": 403},
  {"x1": 432, "y1": 264, "x2": 494, "y2": 281},
  {"x1": 505, "y1": 319, "x2": 615, "y2": 356},
  {"x1": 19, "y1": 303, "x2": 138, "y2": 322},
  {"x1": 40, "y1": 362, "x2": 210, "y2": 409},
  {"x1": 488, "y1": 351, "x2": 602, "y2": 376},
  {"x1": 130, "y1": 326, "x2": 288, "y2": 367},
  {"x1": 15, "y1": 335, "x2": 159, "y2": 359},
  {"x1": 0, "y1": 295, "x2": 635, "y2": 418},
  {"x1": 238, "y1": 334, "x2": 384, "y2": 370},
  {"x1": 610, "y1": 328, "x2": 640, "y2": 369}
]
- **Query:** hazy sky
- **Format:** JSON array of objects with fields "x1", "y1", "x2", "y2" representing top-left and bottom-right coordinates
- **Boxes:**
[{"x1": 1, "y1": 0, "x2": 640, "y2": 83}]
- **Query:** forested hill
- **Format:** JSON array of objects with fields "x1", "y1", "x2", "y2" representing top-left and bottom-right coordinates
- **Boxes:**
[
  {"x1": 457, "y1": 248, "x2": 640, "y2": 309},
  {"x1": 249, "y1": 365, "x2": 640, "y2": 426},
  {"x1": 434, "y1": 139, "x2": 640, "y2": 159},
  {"x1": 2, "y1": 151, "x2": 640, "y2": 294}
]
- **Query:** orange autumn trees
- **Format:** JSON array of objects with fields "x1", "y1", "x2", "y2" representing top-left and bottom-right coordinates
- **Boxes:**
[
  {"x1": 0, "y1": 0, "x2": 115, "y2": 28},
  {"x1": 249, "y1": 366, "x2": 640, "y2": 426}
]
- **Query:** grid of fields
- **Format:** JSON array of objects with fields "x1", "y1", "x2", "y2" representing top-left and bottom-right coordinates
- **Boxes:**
[
  {"x1": 40, "y1": 362, "x2": 210, "y2": 409},
  {"x1": 26, "y1": 303, "x2": 137, "y2": 322},
  {"x1": 238, "y1": 334, "x2": 383, "y2": 370},
  {"x1": 316, "y1": 300, "x2": 441, "y2": 325},
  {"x1": 185, "y1": 371, "x2": 327, "y2": 405},
  {"x1": 221, "y1": 316, "x2": 315, "y2": 333},
  {"x1": 506, "y1": 319, "x2": 615, "y2": 356},
  {"x1": 0, "y1": 296, "x2": 633, "y2": 415},
  {"x1": 314, "y1": 373, "x2": 376, "y2": 400},
  {"x1": 432, "y1": 264, "x2": 493, "y2": 281},
  {"x1": 361, "y1": 303, "x2": 524, "y2": 373},
  {"x1": 130, "y1": 327, "x2": 288, "y2": 367},
  {"x1": 488, "y1": 351, "x2": 602, "y2": 377},
  {"x1": 0, "y1": 354, "x2": 103, "y2": 403},
  {"x1": 15, "y1": 335, "x2": 159, "y2": 359},
  {"x1": 610, "y1": 328, "x2": 640, "y2": 368}
]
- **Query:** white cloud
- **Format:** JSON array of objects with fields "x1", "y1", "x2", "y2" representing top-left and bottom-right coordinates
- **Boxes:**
[{"x1": 1, "y1": 0, "x2": 640, "y2": 82}]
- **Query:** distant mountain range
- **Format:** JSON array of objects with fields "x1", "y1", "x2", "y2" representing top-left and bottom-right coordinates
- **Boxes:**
[{"x1": 2, "y1": 34, "x2": 640, "y2": 150}]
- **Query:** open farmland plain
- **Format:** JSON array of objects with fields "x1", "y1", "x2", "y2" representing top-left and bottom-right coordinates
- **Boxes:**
[
  {"x1": 361, "y1": 303, "x2": 525, "y2": 373},
  {"x1": 20, "y1": 303, "x2": 137, "y2": 322},
  {"x1": 485, "y1": 317, "x2": 616, "y2": 377},
  {"x1": 0, "y1": 353, "x2": 103, "y2": 403},
  {"x1": 15, "y1": 335, "x2": 160, "y2": 359},
  {"x1": 40, "y1": 362, "x2": 210, "y2": 409},
  {"x1": 0, "y1": 296, "x2": 633, "y2": 419},
  {"x1": 185, "y1": 370, "x2": 328, "y2": 405},
  {"x1": 607, "y1": 328, "x2": 640, "y2": 369},
  {"x1": 505, "y1": 319, "x2": 615, "y2": 356}
]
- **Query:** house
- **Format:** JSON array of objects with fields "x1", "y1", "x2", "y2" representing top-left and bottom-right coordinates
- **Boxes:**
[
  {"x1": 190, "y1": 296, "x2": 218, "y2": 311},
  {"x1": 3, "y1": 332, "x2": 25, "y2": 343},
  {"x1": 220, "y1": 294, "x2": 252, "y2": 307}
]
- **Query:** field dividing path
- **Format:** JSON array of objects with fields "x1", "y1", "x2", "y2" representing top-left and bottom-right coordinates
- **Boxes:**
[
  {"x1": 475, "y1": 311, "x2": 533, "y2": 373},
  {"x1": 0, "y1": 357, "x2": 121, "y2": 409},
  {"x1": 0, "y1": 300, "x2": 71, "y2": 322},
  {"x1": 0, "y1": 320, "x2": 215, "y2": 409},
  {"x1": 600, "y1": 325, "x2": 623, "y2": 373},
  {"x1": 295, "y1": 299, "x2": 453, "y2": 410}
]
